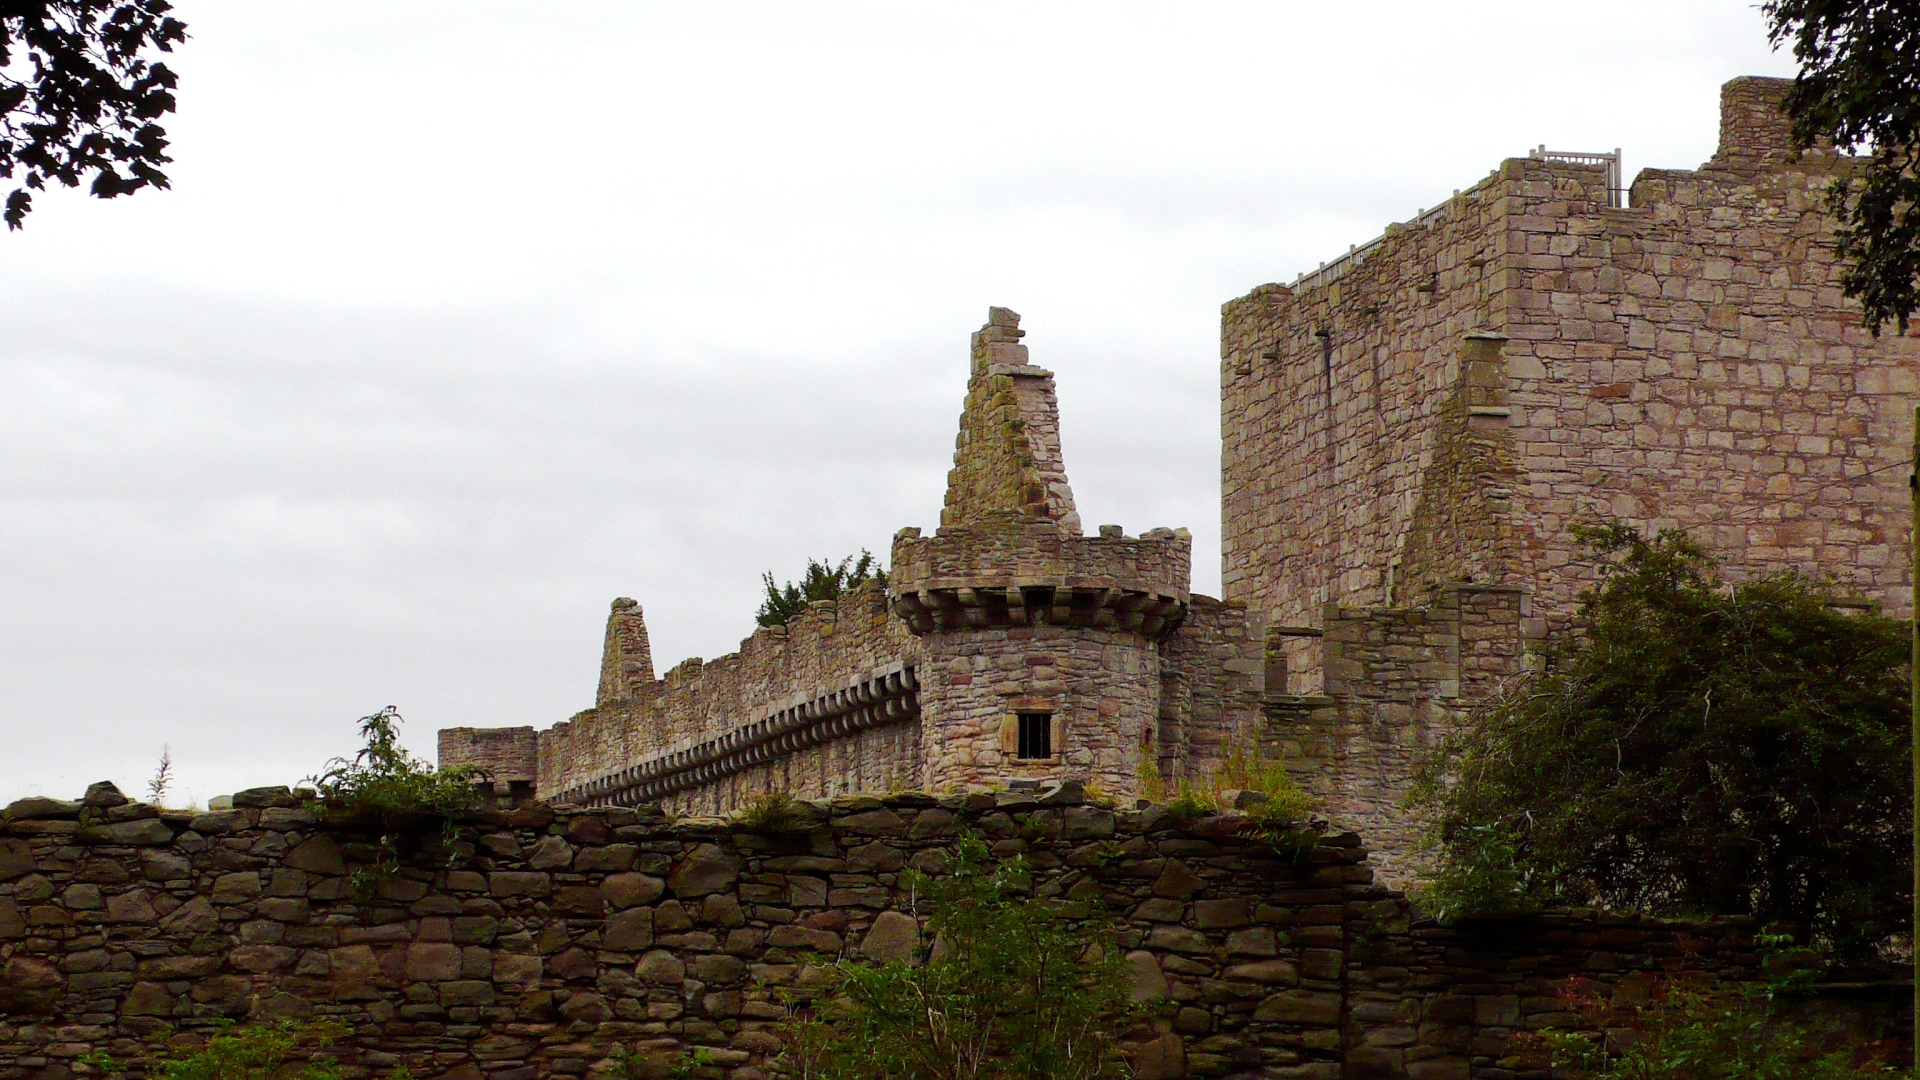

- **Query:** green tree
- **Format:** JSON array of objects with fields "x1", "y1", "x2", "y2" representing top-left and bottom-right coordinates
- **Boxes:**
[
  {"x1": 756, "y1": 551, "x2": 887, "y2": 628},
  {"x1": 1, "y1": 1, "x2": 186, "y2": 229},
  {"x1": 1765, "y1": 0, "x2": 1920, "y2": 333},
  {"x1": 1413, "y1": 525, "x2": 1912, "y2": 957},
  {"x1": 782, "y1": 832, "x2": 1140, "y2": 1080}
]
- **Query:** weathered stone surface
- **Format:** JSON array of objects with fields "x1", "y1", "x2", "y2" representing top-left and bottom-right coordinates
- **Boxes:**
[
  {"x1": 284, "y1": 836, "x2": 346, "y2": 875},
  {"x1": 1130, "y1": 1032, "x2": 1186, "y2": 1080},
  {"x1": 1152, "y1": 861, "x2": 1204, "y2": 899},
  {"x1": 859, "y1": 910, "x2": 919, "y2": 962},
  {"x1": 603, "y1": 872, "x2": 666, "y2": 909},
  {"x1": 667, "y1": 844, "x2": 740, "y2": 897},
  {"x1": 0, "y1": 957, "x2": 62, "y2": 1014},
  {"x1": 84, "y1": 818, "x2": 173, "y2": 845},
  {"x1": 636, "y1": 950, "x2": 686, "y2": 985},
  {"x1": 488, "y1": 871, "x2": 551, "y2": 898},
  {"x1": 83, "y1": 781, "x2": 129, "y2": 808},
  {"x1": 1125, "y1": 950, "x2": 1168, "y2": 1001},
  {"x1": 1224, "y1": 959, "x2": 1299, "y2": 985},
  {"x1": 4, "y1": 797, "x2": 77, "y2": 820},
  {"x1": 602, "y1": 908, "x2": 655, "y2": 952},
  {"x1": 1254, "y1": 989, "x2": 1342, "y2": 1025}
]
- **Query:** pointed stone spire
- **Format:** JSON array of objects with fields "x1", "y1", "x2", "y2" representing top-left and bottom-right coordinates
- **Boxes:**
[
  {"x1": 939, "y1": 307, "x2": 1082, "y2": 534},
  {"x1": 596, "y1": 597, "x2": 655, "y2": 706}
]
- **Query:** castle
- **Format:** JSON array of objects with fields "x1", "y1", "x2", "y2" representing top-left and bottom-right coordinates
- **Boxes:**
[{"x1": 441, "y1": 77, "x2": 1920, "y2": 882}]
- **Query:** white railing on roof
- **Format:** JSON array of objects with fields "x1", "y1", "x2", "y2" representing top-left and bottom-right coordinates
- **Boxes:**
[
  {"x1": 1528, "y1": 145, "x2": 1624, "y2": 207},
  {"x1": 1289, "y1": 200, "x2": 1453, "y2": 293}
]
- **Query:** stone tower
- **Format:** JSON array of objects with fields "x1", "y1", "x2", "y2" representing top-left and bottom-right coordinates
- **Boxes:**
[{"x1": 890, "y1": 308, "x2": 1191, "y2": 798}]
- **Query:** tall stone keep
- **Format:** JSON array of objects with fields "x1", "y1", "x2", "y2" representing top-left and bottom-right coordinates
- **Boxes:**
[{"x1": 891, "y1": 308, "x2": 1191, "y2": 799}]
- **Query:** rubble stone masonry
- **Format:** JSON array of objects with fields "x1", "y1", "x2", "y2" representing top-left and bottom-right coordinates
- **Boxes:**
[
  {"x1": 1, "y1": 783, "x2": 1902, "y2": 1080},
  {"x1": 1221, "y1": 76, "x2": 1920, "y2": 872}
]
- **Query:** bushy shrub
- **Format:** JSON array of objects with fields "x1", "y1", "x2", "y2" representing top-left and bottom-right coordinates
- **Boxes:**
[
  {"x1": 781, "y1": 832, "x2": 1140, "y2": 1080},
  {"x1": 757, "y1": 552, "x2": 887, "y2": 628},
  {"x1": 1412, "y1": 525, "x2": 1911, "y2": 956}
]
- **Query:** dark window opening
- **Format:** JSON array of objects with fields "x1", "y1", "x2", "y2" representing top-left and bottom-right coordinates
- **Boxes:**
[{"x1": 1016, "y1": 712, "x2": 1053, "y2": 759}]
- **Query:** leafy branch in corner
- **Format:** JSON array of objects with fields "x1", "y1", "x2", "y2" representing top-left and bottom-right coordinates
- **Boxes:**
[{"x1": 1, "y1": 1, "x2": 187, "y2": 228}]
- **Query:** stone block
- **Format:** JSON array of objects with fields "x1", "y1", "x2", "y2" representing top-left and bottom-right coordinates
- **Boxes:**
[
  {"x1": 667, "y1": 844, "x2": 741, "y2": 897},
  {"x1": 859, "y1": 910, "x2": 919, "y2": 962},
  {"x1": 1253, "y1": 989, "x2": 1341, "y2": 1025},
  {"x1": 488, "y1": 871, "x2": 551, "y2": 898},
  {"x1": 603, "y1": 908, "x2": 655, "y2": 952}
]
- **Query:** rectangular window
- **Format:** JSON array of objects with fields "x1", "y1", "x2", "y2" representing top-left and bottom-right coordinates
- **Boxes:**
[{"x1": 1016, "y1": 712, "x2": 1053, "y2": 759}]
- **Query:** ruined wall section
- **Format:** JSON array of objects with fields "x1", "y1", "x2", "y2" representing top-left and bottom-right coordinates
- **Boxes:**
[
  {"x1": 1392, "y1": 334, "x2": 1526, "y2": 604},
  {"x1": 940, "y1": 307, "x2": 1081, "y2": 535},
  {"x1": 1155, "y1": 596, "x2": 1266, "y2": 787},
  {"x1": 597, "y1": 599, "x2": 656, "y2": 708},
  {"x1": 1261, "y1": 585, "x2": 1522, "y2": 887},
  {"x1": 536, "y1": 582, "x2": 920, "y2": 807}
]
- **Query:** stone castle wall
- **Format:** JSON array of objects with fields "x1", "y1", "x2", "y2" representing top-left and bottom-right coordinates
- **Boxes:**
[
  {"x1": 1218, "y1": 75, "x2": 1920, "y2": 879},
  {"x1": 1222, "y1": 77, "x2": 1920, "y2": 645},
  {"x1": 528, "y1": 583, "x2": 921, "y2": 809},
  {"x1": 1, "y1": 785, "x2": 1901, "y2": 1080}
]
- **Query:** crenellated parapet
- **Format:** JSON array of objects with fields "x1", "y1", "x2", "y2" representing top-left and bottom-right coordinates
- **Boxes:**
[{"x1": 890, "y1": 521, "x2": 1189, "y2": 639}]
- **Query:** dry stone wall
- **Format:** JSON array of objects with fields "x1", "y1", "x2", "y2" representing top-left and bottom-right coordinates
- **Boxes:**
[{"x1": 3, "y1": 782, "x2": 1900, "y2": 1080}]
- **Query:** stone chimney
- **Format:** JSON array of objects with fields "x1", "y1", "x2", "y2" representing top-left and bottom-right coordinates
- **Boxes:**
[
  {"x1": 939, "y1": 307, "x2": 1082, "y2": 535},
  {"x1": 1714, "y1": 76, "x2": 1800, "y2": 166},
  {"x1": 596, "y1": 597, "x2": 655, "y2": 706}
]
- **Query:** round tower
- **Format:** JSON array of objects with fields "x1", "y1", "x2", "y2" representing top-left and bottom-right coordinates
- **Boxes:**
[{"x1": 891, "y1": 308, "x2": 1190, "y2": 799}]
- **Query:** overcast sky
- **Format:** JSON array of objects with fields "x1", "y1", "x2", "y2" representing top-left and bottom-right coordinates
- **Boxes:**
[{"x1": 0, "y1": 2, "x2": 1795, "y2": 806}]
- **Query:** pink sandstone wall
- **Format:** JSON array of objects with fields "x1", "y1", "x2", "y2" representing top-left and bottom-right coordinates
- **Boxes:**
[
  {"x1": 1222, "y1": 77, "x2": 1920, "y2": 650},
  {"x1": 534, "y1": 583, "x2": 920, "y2": 808}
]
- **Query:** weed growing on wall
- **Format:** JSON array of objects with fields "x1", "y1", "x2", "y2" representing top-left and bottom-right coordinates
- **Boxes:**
[
  {"x1": 1527, "y1": 977, "x2": 1899, "y2": 1079},
  {"x1": 78, "y1": 1020, "x2": 380, "y2": 1080},
  {"x1": 306, "y1": 707, "x2": 485, "y2": 898},
  {"x1": 1159, "y1": 735, "x2": 1318, "y2": 857},
  {"x1": 731, "y1": 792, "x2": 819, "y2": 834},
  {"x1": 780, "y1": 831, "x2": 1140, "y2": 1080},
  {"x1": 1411, "y1": 525, "x2": 1912, "y2": 957}
]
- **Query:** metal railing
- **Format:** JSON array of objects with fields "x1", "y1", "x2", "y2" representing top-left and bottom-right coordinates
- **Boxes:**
[
  {"x1": 1528, "y1": 145, "x2": 1624, "y2": 207},
  {"x1": 1289, "y1": 200, "x2": 1453, "y2": 293},
  {"x1": 1286, "y1": 145, "x2": 1626, "y2": 293}
]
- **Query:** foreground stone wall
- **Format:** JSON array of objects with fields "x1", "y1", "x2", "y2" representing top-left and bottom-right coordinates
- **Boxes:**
[{"x1": 2, "y1": 784, "x2": 1902, "y2": 1080}]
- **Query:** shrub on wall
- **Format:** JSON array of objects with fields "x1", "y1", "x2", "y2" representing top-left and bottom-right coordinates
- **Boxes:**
[
  {"x1": 1412, "y1": 524, "x2": 1912, "y2": 958},
  {"x1": 306, "y1": 707, "x2": 485, "y2": 896},
  {"x1": 756, "y1": 552, "x2": 887, "y2": 628},
  {"x1": 780, "y1": 832, "x2": 1141, "y2": 1080}
]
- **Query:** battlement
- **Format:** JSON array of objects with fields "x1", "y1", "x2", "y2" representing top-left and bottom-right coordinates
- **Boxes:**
[{"x1": 890, "y1": 522, "x2": 1190, "y2": 638}]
